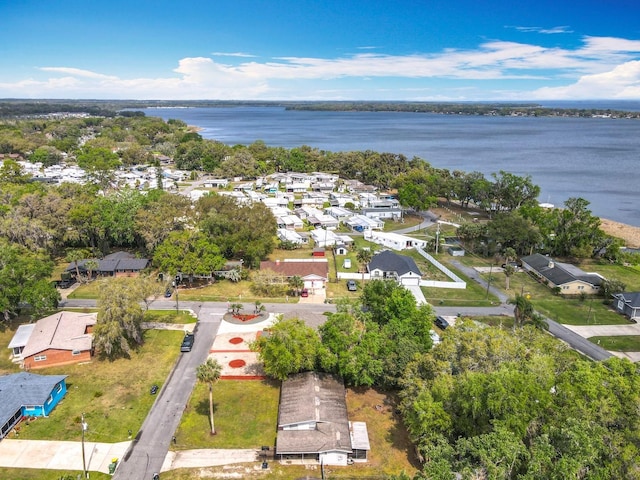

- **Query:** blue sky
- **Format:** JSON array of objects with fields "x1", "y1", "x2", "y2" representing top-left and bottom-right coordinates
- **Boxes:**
[{"x1": 1, "y1": 0, "x2": 640, "y2": 100}]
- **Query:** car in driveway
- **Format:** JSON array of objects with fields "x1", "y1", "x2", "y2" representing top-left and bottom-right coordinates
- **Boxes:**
[
  {"x1": 434, "y1": 316, "x2": 450, "y2": 330},
  {"x1": 346, "y1": 280, "x2": 357, "y2": 292},
  {"x1": 300, "y1": 289, "x2": 309, "y2": 297},
  {"x1": 164, "y1": 289, "x2": 172, "y2": 298},
  {"x1": 180, "y1": 333, "x2": 195, "y2": 352}
]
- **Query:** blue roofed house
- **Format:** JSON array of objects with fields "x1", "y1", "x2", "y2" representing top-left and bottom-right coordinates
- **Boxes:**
[
  {"x1": 612, "y1": 292, "x2": 640, "y2": 322},
  {"x1": 0, "y1": 372, "x2": 68, "y2": 439}
]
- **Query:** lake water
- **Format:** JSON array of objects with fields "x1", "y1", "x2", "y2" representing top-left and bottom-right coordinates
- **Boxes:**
[{"x1": 143, "y1": 106, "x2": 640, "y2": 227}]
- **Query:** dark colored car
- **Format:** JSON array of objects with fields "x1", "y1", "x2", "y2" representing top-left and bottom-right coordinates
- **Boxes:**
[
  {"x1": 180, "y1": 333, "x2": 195, "y2": 352},
  {"x1": 346, "y1": 280, "x2": 357, "y2": 292},
  {"x1": 434, "y1": 316, "x2": 450, "y2": 330},
  {"x1": 164, "y1": 289, "x2": 172, "y2": 298},
  {"x1": 150, "y1": 384, "x2": 159, "y2": 395}
]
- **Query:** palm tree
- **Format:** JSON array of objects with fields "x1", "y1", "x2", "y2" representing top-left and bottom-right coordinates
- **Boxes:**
[
  {"x1": 84, "y1": 259, "x2": 99, "y2": 281},
  {"x1": 196, "y1": 358, "x2": 222, "y2": 435},
  {"x1": 230, "y1": 303, "x2": 243, "y2": 315},
  {"x1": 503, "y1": 264, "x2": 516, "y2": 290},
  {"x1": 254, "y1": 300, "x2": 266, "y2": 315},
  {"x1": 288, "y1": 275, "x2": 304, "y2": 296},
  {"x1": 65, "y1": 248, "x2": 89, "y2": 279},
  {"x1": 356, "y1": 248, "x2": 373, "y2": 284},
  {"x1": 509, "y1": 294, "x2": 534, "y2": 328}
]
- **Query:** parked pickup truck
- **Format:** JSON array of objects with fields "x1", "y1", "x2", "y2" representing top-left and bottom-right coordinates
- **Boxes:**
[{"x1": 180, "y1": 333, "x2": 195, "y2": 352}]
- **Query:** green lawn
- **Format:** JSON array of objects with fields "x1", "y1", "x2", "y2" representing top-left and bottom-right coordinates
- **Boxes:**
[
  {"x1": 11, "y1": 329, "x2": 183, "y2": 443},
  {"x1": 143, "y1": 310, "x2": 197, "y2": 324},
  {"x1": 422, "y1": 261, "x2": 500, "y2": 307},
  {"x1": 588, "y1": 335, "x2": 640, "y2": 351},
  {"x1": 576, "y1": 259, "x2": 640, "y2": 290},
  {"x1": 174, "y1": 379, "x2": 280, "y2": 449},
  {"x1": 474, "y1": 315, "x2": 516, "y2": 328},
  {"x1": 0, "y1": 468, "x2": 111, "y2": 480}
]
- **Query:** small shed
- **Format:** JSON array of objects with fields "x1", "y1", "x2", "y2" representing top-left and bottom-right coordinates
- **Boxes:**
[
  {"x1": 334, "y1": 244, "x2": 348, "y2": 256},
  {"x1": 448, "y1": 246, "x2": 465, "y2": 257},
  {"x1": 312, "y1": 247, "x2": 326, "y2": 257},
  {"x1": 343, "y1": 258, "x2": 352, "y2": 269}
]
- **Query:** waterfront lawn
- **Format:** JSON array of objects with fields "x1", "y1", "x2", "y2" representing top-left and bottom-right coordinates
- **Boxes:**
[
  {"x1": 174, "y1": 379, "x2": 280, "y2": 449},
  {"x1": 575, "y1": 259, "x2": 640, "y2": 291},
  {"x1": 12, "y1": 329, "x2": 183, "y2": 443},
  {"x1": 588, "y1": 335, "x2": 640, "y2": 351}
]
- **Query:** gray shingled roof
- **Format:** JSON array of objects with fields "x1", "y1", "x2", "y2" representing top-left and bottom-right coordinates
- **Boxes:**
[
  {"x1": 521, "y1": 253, "x2": 603, "y2": 287},
  {"x1": 367, "y1": 250, "x2": 422, "y2": 276},
  {"x1": 276, "y1": 372, "x2": 351, "y2": 455},
  {"x1": 0, "y1": 372, "x2": 67, "y2": 429},
  {"x1": 614, "y1": 292, "x2": 640, "y2": 307},
  {"x1": 66, "y1": 251, "x2": 149, "y2": 274}
]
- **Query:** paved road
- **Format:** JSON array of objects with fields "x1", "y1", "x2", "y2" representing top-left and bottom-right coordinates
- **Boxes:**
[
  {"x1": 448, "y1": 260, "x2": 612, "y2": 361},
  {"x1": 113, "y1": 306, "x2": 225, "y2": 480}
]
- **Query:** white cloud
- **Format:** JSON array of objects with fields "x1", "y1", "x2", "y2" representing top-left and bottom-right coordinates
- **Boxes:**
[
  {"x1": 210, "y1": 52, "x2": 256, "y2": 58},
  {"x1": 1, "y1": 35, "x2": 639, "y2": 100},
  {"x1": 529, "y1": 60, "x2": 640, "y2": 99},
  {"x1": 511, "y1": 25, "x2": 573, "y2": 34}
]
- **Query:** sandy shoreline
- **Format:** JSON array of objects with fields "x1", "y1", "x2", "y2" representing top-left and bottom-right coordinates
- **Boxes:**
[{"x1": 600, "y1": 218, "x2": 640, "y2": 248}]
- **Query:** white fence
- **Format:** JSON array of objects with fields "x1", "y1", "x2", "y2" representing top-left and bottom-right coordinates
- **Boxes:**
[{"x1": 415, "y1": 248, "x2": 467, "y2": 290}]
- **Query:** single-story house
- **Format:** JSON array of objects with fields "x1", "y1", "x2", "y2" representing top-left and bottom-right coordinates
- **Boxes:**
[
  {"x1": 368, "y1": 250, "x2": 423, "y2": 286},
  {"x1": 203, "y1": 178, "x2": 229, "y2": 188},
  {"x1": 277, "y1": 229, "x2": 307, "y2": 245},
  {"x1": 260, "y1": 259, "x2": 328, "y2": 293},
  {"x1": 275, "y1": 371, "x2": 369, "y2": 465},
  {"x1": 276, "y1": 214, "x2": 304, "y2": 230},
  {"x1": 365, "y1": 231, "x2": 427, "y2": 251},
  {"x1": 612, "y1": 292, "x2": 640, "y2": 321},
  {"x1": 521, "y1": 253, "x2": 605, "y2": 295},
  {"x1": 324, "y1": 207, "x2": 353, "y2": 223},
  {"x1": 10, "y1": 311, "x2": 97, "y2": 369},
  {"x1": 310, "y1": 228, "x2": 342, "y2": 248},
  {"x1": 0, "y1": 372, "x2": 68, "y2": 439},
  {"x1": 66, "y1": 251, "x2": 150, "y2": 278},
  {"x1": 345, "y1": 214, "x2": 384, "y2": 233}
]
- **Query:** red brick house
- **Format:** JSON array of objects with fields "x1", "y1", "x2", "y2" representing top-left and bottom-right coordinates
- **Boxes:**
[
  {"x1": 260, "y1": 259, "x2": 329, "y2": 294},
  {"x1": 10, "y1": 312, "x2": 97, "y2": 370}
]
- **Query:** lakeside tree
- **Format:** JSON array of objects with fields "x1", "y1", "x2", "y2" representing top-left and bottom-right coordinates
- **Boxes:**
[{"x1": 196, "y1": 358, "x2": 222, "y2": 435}]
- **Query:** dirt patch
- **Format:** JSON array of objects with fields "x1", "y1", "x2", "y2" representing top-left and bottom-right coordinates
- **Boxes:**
[{"x1": 600, "y1": 218, "x2": 640, "y2": 248}]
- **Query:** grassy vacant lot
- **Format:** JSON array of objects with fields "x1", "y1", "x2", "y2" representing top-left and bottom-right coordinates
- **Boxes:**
[
  {"x1": 9, "y1": 329, "x2": 183, "y2": 443},
  {"x1": 588, "y1": 335, "x2": 640, "y2": 351},
  {"x1": 0, "y1": 468, "x2": 111, "y2": 480},
  {"x1": 168, "y1": 383, "x2": 418, "y2": 480},
  {"x1": 422, "y1": 258, "x2": 500, "y2": 307},
  {"x1": 143, "y1": 309, "x2": 197, "y2": 324},
  {"x1": 174, "y1": 379, "x2": 280, "y2": 449}
]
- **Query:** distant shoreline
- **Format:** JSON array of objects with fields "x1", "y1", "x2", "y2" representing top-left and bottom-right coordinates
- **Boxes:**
[{"x1": 600, "y1": 218, "x2": 640, "y2": 248}]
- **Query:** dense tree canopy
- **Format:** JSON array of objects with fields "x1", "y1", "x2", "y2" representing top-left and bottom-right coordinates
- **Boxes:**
[{"x1": 400, "y1": 321, "x2": 640, "y2": 479}]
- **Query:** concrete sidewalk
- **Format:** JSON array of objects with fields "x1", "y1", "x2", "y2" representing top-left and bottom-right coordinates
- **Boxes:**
[
  {"x1": 0, "y1": 439, "x2": 264, "y2": 474},
  {"x1": 0, "y1": 439, "x2": 131, "y2": 474}
]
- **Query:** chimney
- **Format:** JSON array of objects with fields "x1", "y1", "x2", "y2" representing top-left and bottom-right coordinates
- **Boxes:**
[{"x1": 548, "y1": 261, "x2": 554, "y2": 268}]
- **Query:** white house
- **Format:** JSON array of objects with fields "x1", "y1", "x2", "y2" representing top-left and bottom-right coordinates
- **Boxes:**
[
  {"x1": 365, "y1": 231, "x2": 427, "y2": 251},
  {"x1": 368, "y1": 250, "x2": 422, "y2": 286},
  {"x1": 346, "y1": 214, "x2": 384, "y2": 233},
  {"x1": 277, "y1": 228, "x2": 307, "y2": 245},
  {"x1": 310, "y1": 228, "x2": 342, "y2": 248}
]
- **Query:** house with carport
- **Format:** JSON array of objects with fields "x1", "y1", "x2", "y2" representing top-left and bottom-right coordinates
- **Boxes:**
[
  {"x1": 0, "y1": 372, "x2": 68, "y2": 439},
  {"x1": 275, "y1": 371, "x2": 370, "y2": 465},
  {"x1": 9, "y1": 311, "x2": 97, "y2": 369}
]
